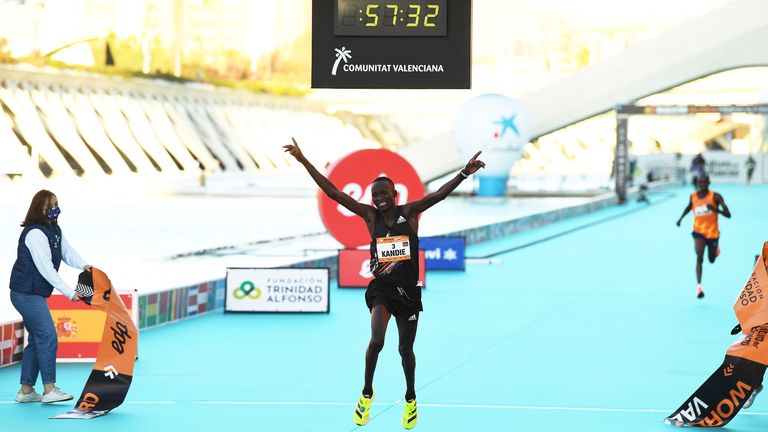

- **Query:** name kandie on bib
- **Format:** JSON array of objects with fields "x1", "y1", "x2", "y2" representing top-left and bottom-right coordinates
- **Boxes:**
[{"x1": 376, "y1": 235, "x2": 411, "y2": 263}]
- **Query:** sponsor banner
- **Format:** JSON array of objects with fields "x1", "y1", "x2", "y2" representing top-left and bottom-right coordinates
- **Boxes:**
[
  {"x1": 761, "y1": 153, "x2": 768, "y2": 184},
  {"x1": 732, "y1": 242, "x2": 768, "y2": 364},
  {"x1": 633, "y1": 152, "x2": 767, "y2": 185},
  {"x1": 665, "y1": 356, "x2": 764, "y2": 427},
  {"x1": 420, "y1": 237, "x2": 465, "y2": 271},
  {"x1": 338, "y1": 249, "x2": 426, "y2": 288},
  {"x1": 666, "y1": 241, "x2": 768, "y2": 427},
  {"x1": 49, "y1": 291, "x2": 137, "y2": 362},
  {"x1": 618, "y1": 104, "x2": 768, "y2": 116},
  {"x1": 52, "y1": 269, "x2": 138, "y2": 419},
  {"x1": 0, "y1": 322, "x2": 24, "y2": 367},
  {"x1": 454, "y1": 94, "x2": 531, "y2": 197},
  {"x1": 318, "y1": 149, "x2": 425, "y2": 248},
  {"x1": 225, "y1": 268, "x2": 329, "y2": 313}
]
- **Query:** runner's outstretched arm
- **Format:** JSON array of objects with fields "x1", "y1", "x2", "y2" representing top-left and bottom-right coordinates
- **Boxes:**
[
  {"x1": 283, "y1": 137, "x2": 373, "y2": 219},
  {"x1": 406, "y1": 151, "x2": 485, "y2": 216},
  {"x1": 676, "y1": 199, "x2": 692, "y2": 226}
]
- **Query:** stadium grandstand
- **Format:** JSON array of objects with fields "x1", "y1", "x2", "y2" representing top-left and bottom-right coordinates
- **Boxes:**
[{"x1": 0, "y1": 66, "x2": 378, "y2": 181}]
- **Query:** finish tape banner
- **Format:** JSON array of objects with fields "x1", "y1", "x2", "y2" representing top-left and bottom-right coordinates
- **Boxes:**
[
  {"x1": 48, "y1": 291, "x2": 137, "y2": 362},
  {"x1": 665, "y1": 241, "x2": 768, "y2": 427},
  {"x1": 52, "y1": 268, "x2": 138, "y2": 419}
]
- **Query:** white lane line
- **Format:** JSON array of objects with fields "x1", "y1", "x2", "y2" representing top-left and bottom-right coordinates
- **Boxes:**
[
  {"x1": 2, "y1": 400, "x2": 767, "y2": 416},
  {"x1": 421, "y1": 404, "x2": 670, "y2": 412},
  {"x1": 412, "y1": 404, "x2": 768, "y2": 416},
  {"x1": 196, "y1": 401, "x2": 350, "y2": 406},
  {"x1": 0, "y1": 401, "x2": 176, "y2": 404},
  {"x1": 122, "y1": 401, "x2": 177, "y2": 404}
]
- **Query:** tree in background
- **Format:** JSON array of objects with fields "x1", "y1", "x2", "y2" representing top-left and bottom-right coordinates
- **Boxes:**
[{"x1": 0, "y1": 38, "x2": 15, "y2": 64}]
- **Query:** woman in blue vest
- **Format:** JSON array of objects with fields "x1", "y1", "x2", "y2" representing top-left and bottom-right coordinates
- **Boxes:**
[{"x1": 9, "y1": 190, "x2": 91, "y2": 403}]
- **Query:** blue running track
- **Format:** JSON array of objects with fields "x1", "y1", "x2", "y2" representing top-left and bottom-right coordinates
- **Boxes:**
[{"x1": 1, "y1": 185, "x2": 767, "y2": 431}]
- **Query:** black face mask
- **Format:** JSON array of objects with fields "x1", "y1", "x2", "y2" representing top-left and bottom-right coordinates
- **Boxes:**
[{"x1": 47, "y1": 206, "x2": 61, "y2": 221}]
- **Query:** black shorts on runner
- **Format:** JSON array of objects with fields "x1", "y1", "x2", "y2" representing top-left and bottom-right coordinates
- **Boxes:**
[
  {"x1": 365, "y1": 278, "x2": 423, "y2": 320},
  {"x1": 692, "y1": 231, "x2": 719, "y2": 248}
]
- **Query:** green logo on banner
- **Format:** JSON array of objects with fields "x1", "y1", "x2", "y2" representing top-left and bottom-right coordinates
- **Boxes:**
[{"x1": 233, "y1": 281, "x2": 261, "y2": 300}]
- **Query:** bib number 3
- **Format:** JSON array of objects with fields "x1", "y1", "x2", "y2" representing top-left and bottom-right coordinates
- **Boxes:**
[{"x1": 376, "y1": 235, "x2": 411, "y2": 263}]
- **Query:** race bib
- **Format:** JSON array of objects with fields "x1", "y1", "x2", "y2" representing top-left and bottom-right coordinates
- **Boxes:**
[
  {"x1": 376, "y1": 235, "x2": 411, "y2": 263},
  {"x1": 693, "y1": 204, "x2": 711, "y2": 216}
]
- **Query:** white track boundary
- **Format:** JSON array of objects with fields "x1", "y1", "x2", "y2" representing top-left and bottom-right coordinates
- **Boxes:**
[{"x1": 3, "y1": 400, "x2": 767, "y2": 415}]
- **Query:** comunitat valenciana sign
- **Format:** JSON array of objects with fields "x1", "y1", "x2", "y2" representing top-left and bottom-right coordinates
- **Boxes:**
[
  {"x1": 312, "y1": 0, "x2": 471, "y2": 88},
  {"x1": 319, "y1": 149, "x2": 425, "y2": 249}
]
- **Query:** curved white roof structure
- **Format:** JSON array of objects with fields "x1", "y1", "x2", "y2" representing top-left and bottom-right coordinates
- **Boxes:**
[{"x1": 402, "y1": 0, "x2": 768, "y2": 181}]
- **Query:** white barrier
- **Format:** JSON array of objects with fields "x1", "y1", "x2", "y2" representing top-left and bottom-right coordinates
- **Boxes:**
[{"x1": 632, "y1": 152, "x2": 767, "y2": 185}]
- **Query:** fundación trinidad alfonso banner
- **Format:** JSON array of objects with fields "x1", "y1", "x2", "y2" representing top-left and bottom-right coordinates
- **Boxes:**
[
  {"x1": 666, "y1": 241, "x2": 768, "y2": 427},
  {"x1": 225, "y1": 268, "x2": 329, "y2": 313},
  {"x1": 52, "y1": 268, "x2": 138, "y2": 419}
]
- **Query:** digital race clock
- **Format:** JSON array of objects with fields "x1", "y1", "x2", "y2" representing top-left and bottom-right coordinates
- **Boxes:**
[
  {"x1": 312, "y1": 0, "x2": 471, "y2": 89},
  {"x1": 334, "y1": 0, "x2": 447, "y2": 37}
]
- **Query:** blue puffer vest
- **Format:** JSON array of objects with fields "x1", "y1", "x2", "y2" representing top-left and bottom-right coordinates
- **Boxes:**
[{"x1": 9, "y1": 224, "x2": 63, "y2": 297}]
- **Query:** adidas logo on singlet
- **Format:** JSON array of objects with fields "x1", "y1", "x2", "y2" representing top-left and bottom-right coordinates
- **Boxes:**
[
  {"x1": 408, "y1": 314, "x2": 417, "y2": 321},
  {"x1": 397, "y1": 216, "x2": 407, "y2": 224}
]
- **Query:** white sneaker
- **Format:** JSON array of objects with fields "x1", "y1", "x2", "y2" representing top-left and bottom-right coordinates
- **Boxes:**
[
  {"x1": 15, "y1": 389, "x2": 42, "y2": 403},
  {"x1": 41, "y1": 387, "x2": 73, "y2": 403}
]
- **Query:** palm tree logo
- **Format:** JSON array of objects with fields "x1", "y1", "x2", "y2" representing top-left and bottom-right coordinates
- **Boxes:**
[{"x1": 332, "y1": 47, "x2": 352, "y2": 76}]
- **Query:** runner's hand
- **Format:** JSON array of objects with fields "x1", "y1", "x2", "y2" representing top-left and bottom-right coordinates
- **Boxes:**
[
  {"x1": 676, "y1": 220, "x2": 681, "y2": 227},
  {"x1": 84, "y1": 264, "x2": 93, "y2": 272},
  {"x1": 71, "y1": 293, "x2": 82, "y2": 302},
  {"x1": 282, "y1": 137, "x2": 306, "y2": 162},
  {"x1": 463, "y1": 151, "x2": 486, "y2": 176}
]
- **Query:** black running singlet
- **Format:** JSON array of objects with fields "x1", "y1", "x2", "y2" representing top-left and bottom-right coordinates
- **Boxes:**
[{"x1": 369, "y1": 205, "x2": 420, "y2": 288}]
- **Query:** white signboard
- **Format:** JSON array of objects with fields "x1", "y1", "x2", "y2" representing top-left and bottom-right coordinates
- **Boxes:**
[
  {"x1": 225, "y1": 268, "x2": 329, "y2": 313},
  {"x1": 633, "y1": 152, "x2": 767, "y2": 185}
]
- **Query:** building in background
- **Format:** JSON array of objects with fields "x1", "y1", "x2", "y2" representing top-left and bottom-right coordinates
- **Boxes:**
[{"x1": 0, "y1": 0, "x2": 734, "y2": 89}]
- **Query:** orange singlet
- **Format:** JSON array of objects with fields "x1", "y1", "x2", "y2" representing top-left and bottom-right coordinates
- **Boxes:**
[{"x1": 691, "y1": 191, "x2": 719, "y2": 239}]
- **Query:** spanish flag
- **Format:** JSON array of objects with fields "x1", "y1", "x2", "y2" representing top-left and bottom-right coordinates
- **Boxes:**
[
  {"x1": 52, "y1": 268, "x2": 138, "y2": 419},
  {"x1": 666, "y1": 242, "x2": 768, "y2": 427}
]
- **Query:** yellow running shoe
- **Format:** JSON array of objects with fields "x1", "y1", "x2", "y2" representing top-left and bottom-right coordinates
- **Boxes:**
[
  {"x1": 401, "y1": 399, "x2": 417, "y2": 429},
  {"x1": 354, "y1": 392, "x2": 374, "y2": 426}
]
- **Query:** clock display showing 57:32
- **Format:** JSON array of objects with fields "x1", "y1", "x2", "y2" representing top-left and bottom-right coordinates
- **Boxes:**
[{"x1": 334, "y1": 0, "x2": 447, "y2": 37}]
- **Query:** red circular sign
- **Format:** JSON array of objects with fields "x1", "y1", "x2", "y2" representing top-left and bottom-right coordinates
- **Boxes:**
[{"x1": 319, "y1": 149, "x2": 425, "y2": 248}]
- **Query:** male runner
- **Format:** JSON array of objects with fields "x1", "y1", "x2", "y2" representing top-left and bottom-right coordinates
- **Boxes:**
[
  {"x1": 676, "y1": 174, "x2": 731, "y2": 298},
  {"x1": 283, "y1": 138, "x2": 485, "y2": 429}
]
